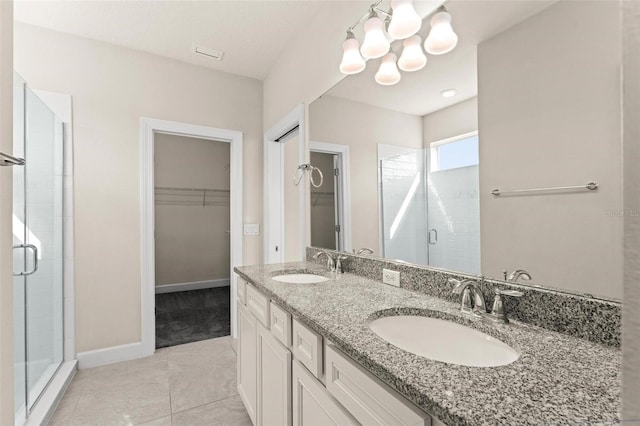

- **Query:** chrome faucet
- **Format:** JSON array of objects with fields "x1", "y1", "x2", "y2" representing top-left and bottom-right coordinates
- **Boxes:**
[
  {"x1": 313, "y1": 251, "x2": 335, "y2": 272},
  {"x1": 449, "y1": 278, "x2": 487, "y2": 317},
  {"x1": 503, "y1": 269, "x2": 532, "y2": 283},
  {"x1": 335, "y1": 255, "x2": 347, "y2": 274},
  {"x1": 356, "y1": 248, "x2": 374, "y2": 255}
]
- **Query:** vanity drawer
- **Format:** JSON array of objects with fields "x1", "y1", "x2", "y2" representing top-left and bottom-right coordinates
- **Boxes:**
[
  {"x1": 325, "y1": 343, "x2": 431, "y2": 426},
  {"x1": 237, "y1": 278, "x2": 247, "y2": 305},
  {"x1": 270, "y1": 302, "x2": 292, "y2": 347},
  {"x1": 246, "y1": 285, "x2": 270, "y2": 328},
  {"x1": 292, "y1": 318, "x2": 323, "y2": 379}
]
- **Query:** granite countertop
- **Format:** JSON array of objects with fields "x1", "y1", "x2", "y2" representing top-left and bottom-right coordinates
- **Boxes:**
[{"x1": 235, "y1": 262, "x2": 621, "y2": 426}]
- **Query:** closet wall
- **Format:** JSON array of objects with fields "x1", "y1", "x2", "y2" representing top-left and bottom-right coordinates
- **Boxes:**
[{"x1": 154, "y1": 134, "x2": 230, "y2": 287}]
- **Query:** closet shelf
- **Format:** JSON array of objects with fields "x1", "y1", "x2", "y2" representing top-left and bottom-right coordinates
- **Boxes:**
[{"x1": 155, "y1": 186, "x2": 229, "y2": 206}]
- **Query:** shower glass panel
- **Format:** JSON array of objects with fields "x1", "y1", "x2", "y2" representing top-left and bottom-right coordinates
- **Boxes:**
[
  {"x1": 13, "y1": 73, "x2": 64, "y2": 423},
  {"x1": 379, "y1": 145, "x2": 428, "y2": 265}
]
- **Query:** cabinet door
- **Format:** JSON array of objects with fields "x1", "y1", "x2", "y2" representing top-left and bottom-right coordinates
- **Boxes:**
[
  {"x1": 238, "y1": 303, "x2": 258, "y2": 425},
  {"x1": 292, "y1": 361, "x2": 359, "y2": 426},
  {"x1": 257, "y1": 323, "x2": 292, "y2": 426},
  {"x1": 325, "y1": 344, "x2": 430, "y2": 426}
]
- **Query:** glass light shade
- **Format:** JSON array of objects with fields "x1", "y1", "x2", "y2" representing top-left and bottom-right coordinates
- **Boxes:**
[
  {"x1": 375, "y1": 53, "x2": 401, "y2": 86},
  {"x1": 424, "y1": 9, "x2": 458, "y2": 55},
  {"x1": 388, "y1": 0, "x2": 422, "y2": 40},
  {"x1": 340, "y1": 37, "x2": 366, "y2": 75},
  {"x1": 398, "y1": 35, "x2": 427, "y2": 72},
  {"x1": 360, "y1": 15, "x2": 390, "y2": 59}
]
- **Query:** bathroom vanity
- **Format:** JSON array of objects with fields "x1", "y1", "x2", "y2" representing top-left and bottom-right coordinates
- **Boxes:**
[{"x1": 234, "y1": 260, "x2": 620, "y2": 426}]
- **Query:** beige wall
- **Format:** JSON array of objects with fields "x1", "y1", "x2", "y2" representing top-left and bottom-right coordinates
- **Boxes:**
[
  {"x1": 309, "y1": 95, "x2": 423, "y2": 255},
  {"x1": 14, "y1": 23, "x2": 263, "y2": 352},
  {"x1": 0, "y1": 2, "x2": 14, "y2": 423},
  {"x1": 622, "y1": 0, "x2": 640, "y2": 419},
  {"x1": 263, "y1": 3, "x2": 362, "y2": 131},
  {"x1": 154, "y1": 134, "x2": 230, "y2": 286},
  {"x1": 423, "y1": 97, "x2": 478, "y2": 145},
  {"x1": 478, "y1": 1, "x2": 623, "y2": 300}
]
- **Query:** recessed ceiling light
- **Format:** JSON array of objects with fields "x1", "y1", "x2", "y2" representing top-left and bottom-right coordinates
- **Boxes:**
[
  {"x1": 192, "y1": 45, "x2": 224, "y2": 61},
  {"x1": 441, "y1": 88, "x2": 456, "y2": 98}
]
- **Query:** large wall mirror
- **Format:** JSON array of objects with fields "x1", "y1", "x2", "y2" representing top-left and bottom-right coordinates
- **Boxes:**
[{"x1": 307, "y1": 0, "x2": 623, "y2": 301}]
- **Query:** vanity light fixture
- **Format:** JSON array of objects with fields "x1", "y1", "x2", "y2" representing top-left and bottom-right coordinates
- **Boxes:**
[
  {"x1": 424, "y1": 6, "x2": 459, "y2": 55},
  {"x1": 398, "y1": 35, "x2": 427, "y2": 72},
  {"x1": 340, "y1": 31, "x2": 366, "y2": 74},
  {"x1": 441, "y1": 88, "x2": 457, "y2": 97},
  {"x1": 360, "y1": 9, "x2": 391, "y2": 59},
  {"x1": 375, "y1": 53, "x2": 402, "y2": 85},
  {"x1": 388, "y1": 0, "x2": 422, "y2": 40},
  {"x1": 339, "y1": 1, "x2": 458, "y2": 86}
]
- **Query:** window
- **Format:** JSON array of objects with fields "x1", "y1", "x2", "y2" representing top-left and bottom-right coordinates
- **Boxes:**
[{"x1": 430, "y1": 132, "x2": 479, "y2": 172}]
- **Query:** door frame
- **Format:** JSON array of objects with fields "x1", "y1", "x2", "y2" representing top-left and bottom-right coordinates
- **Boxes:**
[
  {"x1": 309, "y1": 141, "x2": 352, "y2": 253},
  {"x1": 140, "y1": 118, "x2": 243, "y2": 356},
  {"x1": 263, "y1": 104, "x2": 306, "y2": 263}
]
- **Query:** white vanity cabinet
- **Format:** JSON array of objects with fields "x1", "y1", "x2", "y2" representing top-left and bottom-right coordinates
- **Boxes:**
[
  {"x1": 325, "y1": 344, "x2": 432, "y2": 426},
  {"x1": 238, "y1": 302, "x2": 258, "y2": 424},
  {"x1": 236, "y1": 276, "x2": 441, "y2": 426},
  {"x1": 237, "y1": 280, "x2": 293, "y2": 426},
  {"x1": 257, "y1": 321, "x2": 292, "y2": 426},
  {"x1": 292, "y1": 360, "x2": 359, "y2": 426}
]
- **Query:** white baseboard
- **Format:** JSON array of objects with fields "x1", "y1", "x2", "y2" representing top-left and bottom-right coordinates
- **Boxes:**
[
  {"x1": 77, "y1": 342, "x2": 143, "y2": 369},
  {"x1": 155, "y1": 278, "x2": 230, "y2": 294}
]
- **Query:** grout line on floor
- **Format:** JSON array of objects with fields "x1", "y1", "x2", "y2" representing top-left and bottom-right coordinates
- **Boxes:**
[{"x1": 169, "y1": 393, "x2": 240, "y2": 416}]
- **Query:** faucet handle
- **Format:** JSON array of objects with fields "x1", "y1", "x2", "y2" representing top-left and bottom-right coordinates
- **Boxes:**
[
  {"x1": 335, "y1": 256, "x2": 348, "y2": 274},
  {"x1": 449, "y1": 278, "x2": 464, "y2": 294},
  {"x1": 495, "y1": 289, "x2": 524, "y2": 298},
  {"x1": 490, "y1": 288, "x2": 524, "y2": 323}
]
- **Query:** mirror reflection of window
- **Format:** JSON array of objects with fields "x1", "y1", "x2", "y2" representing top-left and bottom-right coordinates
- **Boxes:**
[
  {"x1": 427, "y1": 133, "x2": 480, "y2": 274},
  {"x1": 430, "y1": 134, "x2": 479, "y2": 171}
]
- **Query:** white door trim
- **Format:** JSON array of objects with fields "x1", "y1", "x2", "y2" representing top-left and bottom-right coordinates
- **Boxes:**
[
  {"x1": 140, "y1": 117, "x2": 243, "y2": 357},
  {"x1": 263, "y1": 105, "x2": 306, "y2": 263},
  {"x1": 309, "y1": 141, "x2": 352, "y2": 253}
]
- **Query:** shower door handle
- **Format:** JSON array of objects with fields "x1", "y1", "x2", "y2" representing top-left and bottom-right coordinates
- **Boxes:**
[
  {"x1": 428, "y1": 229, "x2": 438, "y2": 245},
  {"x1": 13, "y1": 244, "x2": 39, "y2": 276}
]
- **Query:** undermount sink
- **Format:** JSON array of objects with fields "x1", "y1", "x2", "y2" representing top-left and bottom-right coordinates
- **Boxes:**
[
  {"x1": 369, "y1": 315, "x2": 519, "y2": 367},
  {"x1": 271, "y1": 273, "x2": 330, "y2": 284}
]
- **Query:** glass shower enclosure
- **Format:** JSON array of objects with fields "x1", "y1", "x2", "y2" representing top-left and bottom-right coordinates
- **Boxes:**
[{"x1": 12, "y1": 73, "x2": 64, "y2": 424}]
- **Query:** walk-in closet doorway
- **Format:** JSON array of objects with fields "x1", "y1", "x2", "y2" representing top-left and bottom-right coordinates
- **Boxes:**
[
  {"x1": 140, "y1": 119, "x2": 243, "y2": 356},
  {"x1": 153, "y1": 134, "x2": 232, "y2": 348}
]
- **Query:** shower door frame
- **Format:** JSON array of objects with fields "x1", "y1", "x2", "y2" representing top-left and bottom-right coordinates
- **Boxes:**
[
  {"x1": 140, "y1": 118, "x2": 244, "y2": 357},
  {"x1": 12, "y1": 83, "x2": 77, "y2": 426}
]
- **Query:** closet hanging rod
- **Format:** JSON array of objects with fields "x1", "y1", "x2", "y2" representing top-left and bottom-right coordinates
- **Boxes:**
[
  {"x1": 491, "y1": 182, "x2": 598, "y2": 196},
  {"x1": 154, "y1": 186, "x2": 229, "y2": 193}
]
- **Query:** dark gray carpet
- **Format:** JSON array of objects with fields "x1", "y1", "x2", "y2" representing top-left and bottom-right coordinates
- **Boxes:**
[{"x1": 155, "y1": 286, "x2": 230, "y2": 349}]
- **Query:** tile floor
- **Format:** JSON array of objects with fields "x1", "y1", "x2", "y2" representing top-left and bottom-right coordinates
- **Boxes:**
[{"x1": 49, "y1": 336, "x2": 251, "y2": 426}]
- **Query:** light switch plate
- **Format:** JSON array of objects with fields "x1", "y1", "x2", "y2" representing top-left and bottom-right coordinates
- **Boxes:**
[
  {"x1": 243, "y1": 223, "x2": 260, "y2": 236},
  {"x1": 383, "y1": 269, "x2": 400, "y2": 287}
]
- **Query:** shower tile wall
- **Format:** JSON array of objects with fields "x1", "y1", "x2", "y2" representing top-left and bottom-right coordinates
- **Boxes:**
[{"x1": 427, "y1": 165, "x2": 481, "y2": 274}]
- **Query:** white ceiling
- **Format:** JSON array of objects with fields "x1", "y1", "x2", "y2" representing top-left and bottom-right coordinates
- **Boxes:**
[
  {"x1": 14, "y1": 0, "x2": 325, "y2": 80},
  {"x1": 325, "y1": 0, "x2": 558, "y2": 117}
]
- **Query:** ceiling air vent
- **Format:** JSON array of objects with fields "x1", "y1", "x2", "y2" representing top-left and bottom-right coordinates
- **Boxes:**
[{"x1": 192, "y1": 45, "x2": 224, "y2": 61}]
